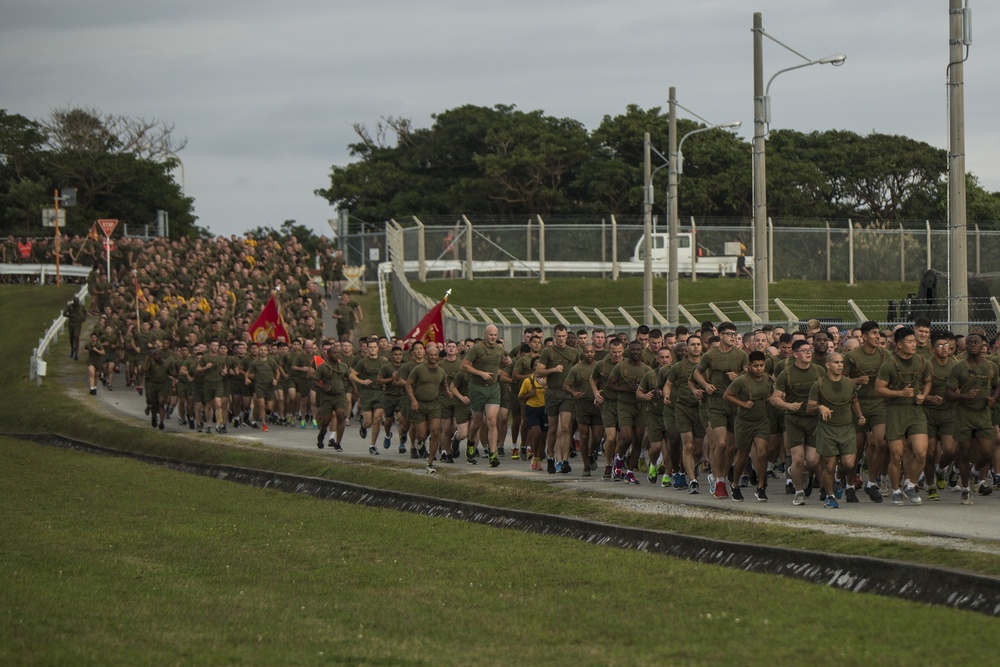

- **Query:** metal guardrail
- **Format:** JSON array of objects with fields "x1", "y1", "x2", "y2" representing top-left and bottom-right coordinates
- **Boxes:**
[
  {"x1": 18, "y1": 266, "x2": 91, "y2": 384},
  {"x1": 2, "y1": 263, "x2": 91, "y2": 283}
]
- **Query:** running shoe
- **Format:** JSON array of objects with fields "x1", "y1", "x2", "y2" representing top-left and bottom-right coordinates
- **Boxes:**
[
  {"x1": 360, "y1": 423, "x2": 368, "y2": 439},
  {"x1": 300, "y1": 419, "x2": 306, "y2": 429},
  {"x1": 624, "y1": 471, "x2": 640, "y2": 485},
  {"x1": 369, "y1": 445, "x2": 379, "y2": 456},
  {"x1": 979, "y1": 480, "x2": 993, "y2": 496},
  {"x1": 878, "y1": 478, "x2": 890, "y2": 497},
  {"x1": 927, "y1": 486, "x2": 940, "y2": 501},
  {"x1": 792, "y1": 490, "x2": 806, "y2": 506},
  {"x1": 562, "y1": 461, "x2": 571, "y2": 474},
  {"x1": 316, "y1": 434, "x2": 325, "y2": 449},
  {"x1": 261, "y1": 424, "x2": 269, "y2": 432},
  {"x1": 731, "y1": 485, "x2": 744, "y2": 502},
  {"x1": 410, "y1": 448, "x2": 419, "y2": 459},
  {"x1": 647, "y1": 464, "x2": 658, "y2": 484},
  {"x1": 824, "y1": 496, "x2": 839, "y2": 509},
  {"x1": 547, "y1": 458, "x2": 555, "y2": 474},
  {"x1": 890, "y1": 490, "x2": 904, "y2": 506},
  {"x1": 498, "y1": 446, "x2": 506, "y2": 458},
  {"x1": 582, "y1": 466, "x2": 591, "y2": 477},
  {"x1": 845, "y1": 487, "x2": 859, "y2": 503},
  {"x1": 400, "y1": 433, "x2": 408, "y2": 445},
  {"x1": 417, "y1": 445, "x2": 428, "y2": 459},
  {"x1": 961, "y1": 489, "x2": 974, "y2": 505},
  {"x1": 383, "y1": 434, "x2": 392, "y2": 449},
  {"x1": 489, "y1": 453, "x2": 500, "y2": 468},
  {"x1": 833, "y1": 481, "x2": 844, "y2": 500},
  {"x1": 530, "y1": 459, "x2": 541, "y2": 471},
  {"x1": 398, "y1": 444, "x2": 407, "y2": 455},
  {"x1": 864, "y1": 485, "x2": 882, "y2": 503},
  {"x1": 713, "y1": 480, "x2": 728, "y2": 499},
  {"x1": 603, "y1": 465, "x2": 612, "y2": 479},
  {"x1": 554, "y1": 461, "x2": 564, "y2": 474},
  {"x1": 511, "y1": 448, "x2": 520, "y2": 460},
  {"x1": 785, "y1": 480, "x2": 795, "y2": 495},
  {"x1": 688, "y1": 480, "x2": 699, "y2": 494},
  {"x1": 754, "y1": 487, "x2": 768, "y2": 502},
  {"x1": 426, "y1": 465, "x2": 437, "y2": 474},
  {"x1": 331, "y1": 440, "x2": 342, "y2": 452},
  {"x1": 661, "y1": 474, "x2": 672, "y2": 489}
]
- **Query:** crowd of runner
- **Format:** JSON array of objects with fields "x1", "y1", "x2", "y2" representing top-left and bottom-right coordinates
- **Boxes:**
[{"x1": 47, "y1": 233, "x2": 1000, "y2": 508}]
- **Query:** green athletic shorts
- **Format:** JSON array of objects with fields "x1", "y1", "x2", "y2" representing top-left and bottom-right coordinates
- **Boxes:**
[
  {"x1": 468, "y1": 382, "x2": 501, "y2": 412},
  {"x1": 734, "y1": 417, "x2": 769, "y2": 451},
  {"x1": 616, "y1": 401, "x2": 646, "y2": 428},
  {"x1": 816, "y1": 421, "x2": 858, "y2": 457},
  {"x1": 924, "y1": 406, "x2": 955, "y2": 439},
  {"x1": 575, "y1": 399, "x2": 601, "y2": 426},
  {"x1": 954, "y1": 406, "x2": 992, "y2": 443},
  {"x1": 600, "y1": 400, "x2": 619, "y2": 430},
  {"x1": 885, "y1": 404, "x2": 928, "y2": 442},
  {"x1": 785, "y1": 414, "x2": 817, "y2": 448},
  {"x1": 674, "y1": 402, "x2": 706, "y2": 439}
]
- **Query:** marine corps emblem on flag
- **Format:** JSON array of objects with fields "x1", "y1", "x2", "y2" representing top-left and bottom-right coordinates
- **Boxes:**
[{"x1": 250, "y1": 295, "x2": 290, "y2": 344}]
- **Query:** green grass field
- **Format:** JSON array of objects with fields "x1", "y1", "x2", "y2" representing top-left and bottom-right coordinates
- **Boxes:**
[
  {"x1": 4, "y1": 435, "x2": 999, "y2": 666},
  {"x1": 3, "y1": 282, "x2": 1000, "y2": 663},
  {"x1": 408, "y1": 277, "x2": 913, "y2": 325}
]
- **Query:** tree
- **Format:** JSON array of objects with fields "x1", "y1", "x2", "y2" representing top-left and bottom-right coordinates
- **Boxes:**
[{"x1": 0, "y1": 106, "x2": 198, "y2": 238}]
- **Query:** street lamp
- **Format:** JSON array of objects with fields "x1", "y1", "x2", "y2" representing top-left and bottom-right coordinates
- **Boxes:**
[
  {"x1": 752, "y1": 12, "x2": 845, "y2": 321},
  {"x1": 643, "y1": 93, "x2": 740, "y2": 326},
  {"x1": 666, "y1": 86, "x2": 740, "y2": 325}
]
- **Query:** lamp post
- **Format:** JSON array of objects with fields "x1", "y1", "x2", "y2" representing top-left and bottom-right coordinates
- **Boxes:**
[
  {"x1": 643, "y1": 93, "x2": 740, "y2": 326},
  {"x1": 752, "y1": 12, "x2": 845, "y2": 321},
  {"x1": 666, "y1": 87, "x2": 740, "y2": 325}
]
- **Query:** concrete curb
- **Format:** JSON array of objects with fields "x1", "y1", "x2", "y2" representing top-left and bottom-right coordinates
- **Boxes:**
[{"x1": 11, "y1": 432, "x2": 1000, "y2": 617}]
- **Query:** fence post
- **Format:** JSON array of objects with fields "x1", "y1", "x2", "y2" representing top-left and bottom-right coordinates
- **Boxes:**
[
  {"x1": 413, "y1": 216, "x2": 426, "y2": 282},
  {"x1": 537, "y1": 215, "x2": 546, "y2": 284},
  {"x1": 611, "y1": 215, "x2": 619, "y2": 281},
  {"x1": 462, "y1": 215, "x2": 474, "y2": 282},
  {"x1": 601, "y1": 217, "x2": 607, "y2": 279},
  {"x1": 691, "y1": 217, "x2": 698, "y2": 283},
  {"x1": 900, "y1": 223, "x2": 905, "y2": 282},
  {"x1": 526, "y1": 216, "x2": 533, "y2": 263},
  {"x1": 825, "y1": 222, "x2": 831, "y2": 281},
  {"x1": 848, "y1": 219, "x2": 855, "y2": 286},
  {"x1": 767, "y1": 217, "x2": 775, "y2": 283},
  {"x1": 926, "y1": 220, "x2": 931, "y2": 270},
  {"x1": 976, "y1": 223, "x2": 981, "y2": 274}
]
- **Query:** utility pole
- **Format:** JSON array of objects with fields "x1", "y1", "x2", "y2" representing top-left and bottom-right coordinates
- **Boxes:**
[
  {"x1": 948, "y1": 0, "x2": 969, "y2": 332},
  {"x1": 643, "y1": 132, "x2": 653, "y2": 321},
  {"x1": 667, "y1": 88, "x2": 679, "y2": 326},
  {"x1": 752, "y1": 12, "x2": 769, "y2": 322}
]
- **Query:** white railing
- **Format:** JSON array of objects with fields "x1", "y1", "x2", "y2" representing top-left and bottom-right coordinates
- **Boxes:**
[{"x1": 30, "y1": 286, "x2": 90, "y2": 384}]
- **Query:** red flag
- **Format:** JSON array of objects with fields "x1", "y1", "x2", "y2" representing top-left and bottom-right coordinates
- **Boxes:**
[
  {"x1": 403, "y1": 294, "x2": 448, "y2": 346},
  {"x1": 88, "y1": 223, "x2": 100, "y2": 242},
  {"x1": 250, "y1": 295, "x2": 290, "y2": 344},
  {"x1": 313, "y1": 355, "x2": 325, "y2": 367}
]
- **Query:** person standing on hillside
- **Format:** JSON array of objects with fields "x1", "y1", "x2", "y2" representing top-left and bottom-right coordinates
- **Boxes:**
[{"x1": 63, "y1": 296, "x2": 86, "y2": 360}]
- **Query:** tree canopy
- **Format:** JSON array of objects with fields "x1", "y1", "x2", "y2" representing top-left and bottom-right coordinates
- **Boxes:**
[
  {"x1": 0, "y1": 107, "x2": 198, "y2": 238},
  {"x1": 317, "y1": 104, "x2": 1000, "y2": 225}
]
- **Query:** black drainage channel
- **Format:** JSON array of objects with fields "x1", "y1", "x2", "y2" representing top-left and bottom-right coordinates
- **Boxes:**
[{"x1": 13, "y1": 432, "x2": 1000, "y2": 617}]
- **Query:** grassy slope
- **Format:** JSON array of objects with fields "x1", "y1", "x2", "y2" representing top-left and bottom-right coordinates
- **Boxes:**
[{"x1": 3, "y1": 435, "x2": 997, "y2": 665}]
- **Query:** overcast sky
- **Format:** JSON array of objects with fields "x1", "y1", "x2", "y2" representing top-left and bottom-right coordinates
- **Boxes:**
[{"x1": 2, "y1": 0, "x2": 995, "y2": 237}]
